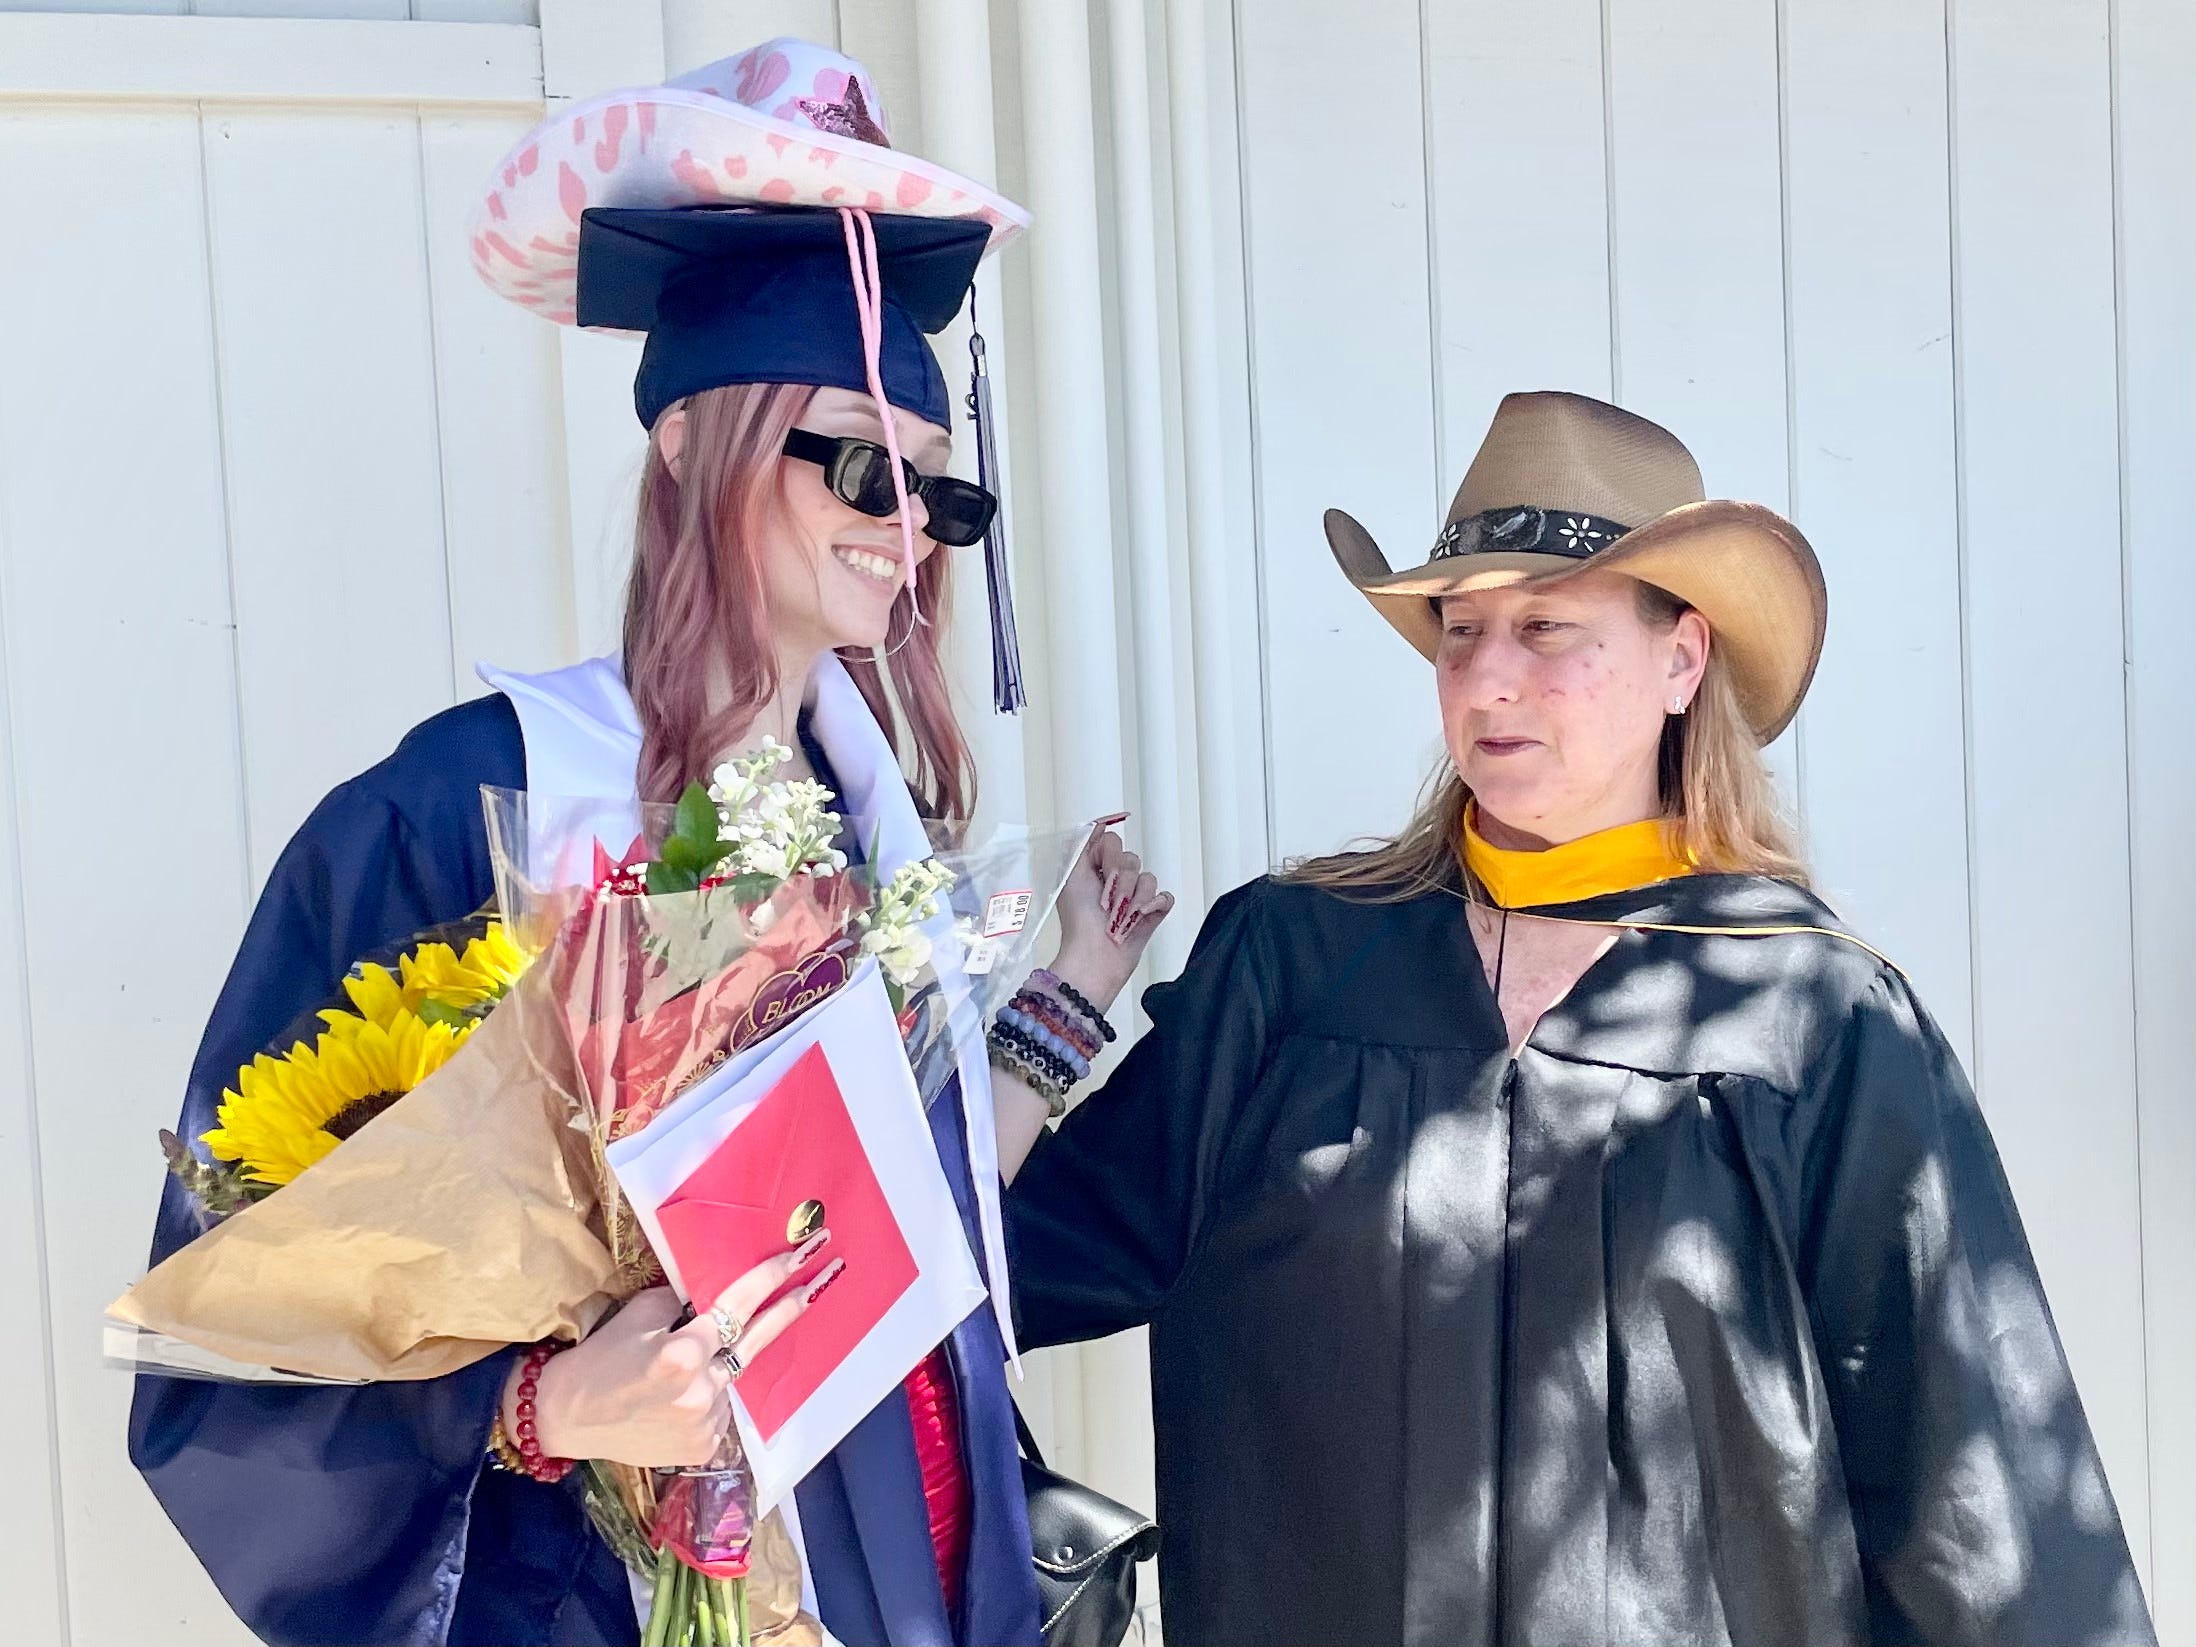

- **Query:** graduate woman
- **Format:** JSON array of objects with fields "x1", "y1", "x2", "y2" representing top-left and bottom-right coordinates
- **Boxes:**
[
  {"x1": 1007, "y1": 392, "x2": 2156, "y2": 1646},
  {"x1": 131, "y1": 39, "x2": 1168, "y2": 1647}
]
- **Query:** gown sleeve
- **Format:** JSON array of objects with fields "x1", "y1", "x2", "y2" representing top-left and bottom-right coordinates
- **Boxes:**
[
  {"x1": 1005, "y1": 880, "x2": 1278, "y2": 1348},
  {"x1": 127, "y1": 712, "x2": 584, "y2": 1647},
  {"x1": 1796, "y1": 968, "x2": 2157, "y2": 1647}
]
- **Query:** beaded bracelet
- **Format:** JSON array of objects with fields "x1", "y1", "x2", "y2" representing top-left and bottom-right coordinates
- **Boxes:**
[
  {"x1": 998, "y1": 1004, "x2": 1092, "y2": 1081},
  {"x1": 1014, "y1": 988, "x2": 1102, "y2": 1062},
  {"x1": 988, "y1": 1034, "x2": 1061, "y2": 1097},
  {"x1": 986, "y1": 1028, "x2": 1068, "y2": 1117},
  {"x1": 1033, "y1": 969, "x2": 1116, "y2": 1044},
  {"x1": 997, "y1": 1014, "x2": 1079, "y2": 1083},
  {"x1": 987, "y1": 1020, "x2": 1068, "y2": 1091},
  {"x1": 490, "y1": 1341, "x2": 575, "y2": 1484}
]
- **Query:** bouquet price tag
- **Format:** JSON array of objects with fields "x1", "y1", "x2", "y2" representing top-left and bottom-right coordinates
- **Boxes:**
[{"x1": 982, "y1": 889, "x2": 1034, "y2": 938}]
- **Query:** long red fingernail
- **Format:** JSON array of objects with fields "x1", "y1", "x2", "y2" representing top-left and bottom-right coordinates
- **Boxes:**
[
  {"x1": 790, "y1": 1229, "x2": 831, "y2": 1267},
  {"x1": 803, "y1": 1258, "x2": 847, "y2": 1306}
]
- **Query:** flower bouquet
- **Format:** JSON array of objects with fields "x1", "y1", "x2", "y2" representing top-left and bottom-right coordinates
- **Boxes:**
[
  {"x1": 485, "y1": 740, "x2": 1084, "y2": 1645},
  {"x1": 113, "y1": 737, "x2": 1088, "y2": 1646}
]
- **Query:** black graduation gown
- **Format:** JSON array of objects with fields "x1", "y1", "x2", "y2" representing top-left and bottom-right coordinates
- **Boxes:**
[
  {"x1": 130, "y1": 695, "x2": 1043, "y2": 1647},
  {"x1": 1005, "y1": 871, "x2": 2157, "y2": 1647}
]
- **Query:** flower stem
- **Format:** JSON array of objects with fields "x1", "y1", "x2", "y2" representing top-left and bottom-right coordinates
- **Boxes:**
[
  {"x1": 670, "y1": 1558, "x2": 695, "y2": 1646},
  {"x1": 643, "y1": 1553, "x2": 678, "y2": 1647},
  {"x1": 733, "y1": 1576, "x2": 750, "y2": 1647}
]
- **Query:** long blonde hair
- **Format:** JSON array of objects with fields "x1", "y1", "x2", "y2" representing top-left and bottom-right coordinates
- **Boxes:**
[{"x1": 1284, "y1": 582, "x2": 1809, "y2": 899}]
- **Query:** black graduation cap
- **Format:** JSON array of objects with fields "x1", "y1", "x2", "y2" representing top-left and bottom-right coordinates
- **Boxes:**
[{"x1": 576, "y1": 205, "x2": 990, "y2": 432}]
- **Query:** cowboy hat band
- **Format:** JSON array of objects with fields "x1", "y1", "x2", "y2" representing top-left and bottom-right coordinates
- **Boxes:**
[
  {"x1": 1324, "y1": 391, "x2": 1828, "y2": 745},
  {"x1": 1429, "y1": 505, "x2": 1635, "y2": 564}
]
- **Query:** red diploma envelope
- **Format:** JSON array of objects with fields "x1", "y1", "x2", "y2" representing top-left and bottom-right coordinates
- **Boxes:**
[{"x1": 653, "y1": 1042, "x2": 920, "y2": 1440}]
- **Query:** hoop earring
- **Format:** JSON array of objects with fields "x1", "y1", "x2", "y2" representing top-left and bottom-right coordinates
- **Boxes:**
[{"x1": 839, "y1": 589, "x2": 920, "y2": 667}]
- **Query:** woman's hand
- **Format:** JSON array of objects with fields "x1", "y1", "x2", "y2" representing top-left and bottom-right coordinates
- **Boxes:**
[
  {"x1": 513, "y1": 1233, "x2": 841, "y2": 1469},
  {"x1": 1051, "y1": 825, "x2": 1176, "y2": 1014}
]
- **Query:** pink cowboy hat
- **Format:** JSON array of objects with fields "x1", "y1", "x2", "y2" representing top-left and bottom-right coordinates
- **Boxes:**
[{"x1": 467, "y1": 36, "x2": 1029, "y2": 327}]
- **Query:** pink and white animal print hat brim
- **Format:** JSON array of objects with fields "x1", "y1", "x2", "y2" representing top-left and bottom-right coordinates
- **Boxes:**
[{"x1": 468, "y1": 37, "x2": 1030, "y2": 327}]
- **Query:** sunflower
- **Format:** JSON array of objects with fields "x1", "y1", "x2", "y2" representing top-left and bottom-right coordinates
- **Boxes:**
[
  {"x1": 202, "y1": 1009, "x2": 466, "y2": 1189},
  {"x1": 333, "y1": 920, "x2": 529, "y2": 1033}
]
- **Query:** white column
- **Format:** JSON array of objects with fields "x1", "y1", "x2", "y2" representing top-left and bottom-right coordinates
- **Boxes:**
[
  {"x1": 1013, "y1": 0, "x2": 1129, "y2": 829},
  {"x1": 915, "y1": 0, "x2": 1031, "y2": 833},
  {"x1": 1165, "y1": 0, "x2": 1266, "y2": 893},
  {"x1": 1105, "y1": 0, "x2": 1200, "y2": 966}
]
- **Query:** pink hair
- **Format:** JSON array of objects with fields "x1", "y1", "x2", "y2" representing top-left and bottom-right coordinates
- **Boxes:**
[{"x1": 621, "y1": 380, "x2": 978, "y2": 829}]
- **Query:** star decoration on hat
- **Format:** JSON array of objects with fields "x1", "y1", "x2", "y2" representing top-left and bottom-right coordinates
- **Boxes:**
[{"x1": 799, "y1": 78, "x2": 891, "y2": 148}]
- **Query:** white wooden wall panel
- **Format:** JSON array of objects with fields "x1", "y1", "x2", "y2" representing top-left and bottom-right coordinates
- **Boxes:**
[
  {"x1": 194, "y1": 0, "x2": 408, "y2": 19},
  {"x1": 204, "y1": 107, "x2": 461, "y2": 883},
  {"x1": 2116, "y1": 0, "x2": 2196, "y2": 1618},
  {"x1": 0, "y1": 2, "x2": 537, "y2": 16},
  {"x1": 1237, "y1": 0, "x2": 1441, "y2": 865},
  {"x1": 1780, "y1": 0, "x2": 1973, "y2": 1055},
  {"x1": 1949, "y1": 0, "x2": 2150, "y2": 1566},
  {"x1": 419, "y1": 109, "x2": 575, "y2": 681},
  {"x1": 1604, "y1": 0, "x2": 1799, "y2": 802},
  {"x1": 413, "y1": 0, "x2": 534, "y2": 22},
  {"x1": 1424, "y1": 0, "x2": 1611, "y2": 477},
  {"x1": 0, "y1": 1, "x2": 185, "y2": 12},
  {"x1": 0, "y1": 496, "x2": 70, "y2": 1647},
  {"x1": 0, "y1": 104, "x2": 254, "y2": 1645}
]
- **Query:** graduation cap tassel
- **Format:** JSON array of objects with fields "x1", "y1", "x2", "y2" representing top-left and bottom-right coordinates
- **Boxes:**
[{"x1": 967, "y1": 305, "x2": 1026, "y2": 714}]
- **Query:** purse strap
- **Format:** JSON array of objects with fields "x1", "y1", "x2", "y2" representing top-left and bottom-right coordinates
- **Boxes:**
[{"x1": 1011, "y1": 1399, "x2": 1049, "y2": 1471}]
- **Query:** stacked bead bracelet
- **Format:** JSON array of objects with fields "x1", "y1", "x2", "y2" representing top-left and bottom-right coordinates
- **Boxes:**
[
  {"x1": 997, "y1": 1004, "x2": 1092, "y2": 1082},
  {"x1": 988, "y1": 975, "x2": 1117, "y2": 1118},
  {"x1": 489, "y1": 1340, "x2": 574, "y2": 1484},
  {"x1": 1034, "y1": 969, "x2": 1117, "y2": 1043},
  {"x1": 989, "y1": 1035, "x2": 1069, "y2": 1115}
]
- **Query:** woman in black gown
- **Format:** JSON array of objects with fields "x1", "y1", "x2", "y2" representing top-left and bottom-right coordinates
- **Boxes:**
[{"x1": 1006, "y1": 391, "x2": 2156, "y2": 1646}]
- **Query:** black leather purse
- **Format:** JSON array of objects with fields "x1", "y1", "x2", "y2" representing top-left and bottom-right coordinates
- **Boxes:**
[{"x1": 1014, "y1": 1405, "x2": 1161, "y2": 1647}]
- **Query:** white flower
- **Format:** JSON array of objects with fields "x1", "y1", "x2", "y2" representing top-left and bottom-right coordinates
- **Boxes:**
[
  {"x1": 853, "y1": 858, "x2": 956, "y2": 988},
  {"x1": 861, "y1": 924, "x2": 933, "y2": 987}
]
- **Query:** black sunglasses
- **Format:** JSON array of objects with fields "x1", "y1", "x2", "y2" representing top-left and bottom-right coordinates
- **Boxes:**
[{"x1": 781, "y1": 429, "x2": 998, "y2": 549}]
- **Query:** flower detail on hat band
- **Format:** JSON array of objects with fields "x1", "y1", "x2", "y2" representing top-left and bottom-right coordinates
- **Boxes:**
[
  {"x1": 1427, "y1": 505, "x2": 1630, "y2": 562},
  {"x1": 1558, "y1": 515, "x2": 1608, "y2": 552}
]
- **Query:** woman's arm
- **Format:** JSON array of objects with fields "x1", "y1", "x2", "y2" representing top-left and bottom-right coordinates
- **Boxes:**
[
  {"x1": 992, "y1": 826, "x2": 1173, "y2": 1184},
  {"x1": 1003, "y1": 881, "x2": 1275, "y2": 1348}
]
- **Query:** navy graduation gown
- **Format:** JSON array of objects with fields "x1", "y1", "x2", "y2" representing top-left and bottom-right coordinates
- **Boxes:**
[
  {"x1": 1007, "y1": 872, "x2": 2156, "y2": 1647},
  {"x1": 130, "y1": 695, "x2": 1041, "y2": 1647}
]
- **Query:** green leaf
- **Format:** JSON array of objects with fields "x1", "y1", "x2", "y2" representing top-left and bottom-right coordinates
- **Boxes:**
[
  {"x1": 646, "y1": 861, "x2": 700, "y2": 897},
  {"x1": 416, "y1": 998, "x2": 472, "y2": 1031},
  {"x1": 674, "y1": 782, "x2": 721, "y2": 851},
  {"x1": 658, "y1": 833, "x2": 703, "y2": 873},
  {"x1": 726, "y1": 873, "x2": 779, "y2": 905}
]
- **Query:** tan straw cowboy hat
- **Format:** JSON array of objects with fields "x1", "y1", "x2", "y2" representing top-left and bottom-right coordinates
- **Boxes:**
[{"x1": 1324, "y1": 391, "x2": 1827, "y2": 743}]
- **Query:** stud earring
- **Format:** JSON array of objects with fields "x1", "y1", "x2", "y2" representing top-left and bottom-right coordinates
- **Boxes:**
[{"x1": 1670, "y1": 697, "x2": 1687, "y2": 715}]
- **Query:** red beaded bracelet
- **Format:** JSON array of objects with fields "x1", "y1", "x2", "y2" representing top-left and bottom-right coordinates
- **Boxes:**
[
  {"x1": 1014, "y1": 988, "x2": 1102, "y2": 1061},
  {"x1": 497, "y1": 1341, "x2": 574, "y2": 1484}
]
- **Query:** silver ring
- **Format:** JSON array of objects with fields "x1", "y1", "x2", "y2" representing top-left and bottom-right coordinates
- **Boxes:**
[{"x1": 722, "y1": 1344, "x2": 747, "y2": 1380}]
